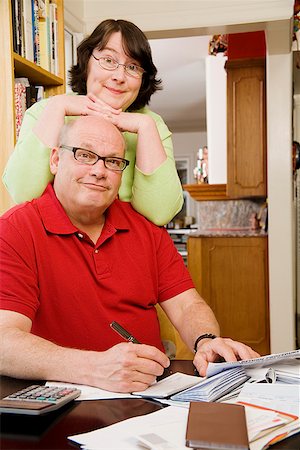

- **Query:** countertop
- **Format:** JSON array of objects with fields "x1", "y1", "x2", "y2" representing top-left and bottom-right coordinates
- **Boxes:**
[{"x1": 167, "y1": 228, "x2": 267, "y2": 238}]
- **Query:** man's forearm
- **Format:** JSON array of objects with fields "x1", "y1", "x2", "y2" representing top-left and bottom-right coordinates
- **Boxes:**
[
  {"x1": 0, "y1": 327, "x2": 93, "y2": 383},
  {"x1": 161, "y1": 289, "x2": 220, "y2": 352}
]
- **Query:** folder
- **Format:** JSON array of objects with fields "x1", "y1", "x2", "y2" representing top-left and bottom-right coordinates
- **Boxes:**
[{"x1": 186, "y1": 401, "x2": 249, "y2": 450}]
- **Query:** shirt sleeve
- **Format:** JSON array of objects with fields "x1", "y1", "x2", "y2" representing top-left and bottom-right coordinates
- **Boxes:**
[
  {"x1": 2, "y1": 99, "x2": 54, "y2": 204},
  {"x1": 0, "y1": 216, "x2": 40, "y2": 319},
  {"x1": 120, "y1": 109, "x2": 184, "y2": 226}
]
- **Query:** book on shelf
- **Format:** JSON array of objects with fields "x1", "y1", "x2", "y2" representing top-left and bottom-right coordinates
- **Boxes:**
[
  {"x1": 23, "y1": 0, "x2": 34, "y2": 62},
  {"x1": 14, "y1": 77, "x2": 44, "y2": 139},
  {"x1": 11, "y1": 0, "x2": 59, "y2": 76},
  {"x1": 49, "y1": 1, "x2": 59, "y2": 75}
]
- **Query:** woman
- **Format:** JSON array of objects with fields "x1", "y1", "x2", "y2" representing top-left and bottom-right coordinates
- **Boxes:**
[{"x1": 2, "y1": 19, "x2": 183, "y2": 225}]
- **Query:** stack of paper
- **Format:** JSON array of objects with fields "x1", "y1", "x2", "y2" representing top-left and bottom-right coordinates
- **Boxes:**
[
  {"x1": 272, "y1": 361, "x2": 300, "y2": 384},
  {"x1": 170, "y1": 367, "x2": 249, "y2": 402},
  {"x1": 236, "y1": 382, "x2": 300, "y2": 450}
]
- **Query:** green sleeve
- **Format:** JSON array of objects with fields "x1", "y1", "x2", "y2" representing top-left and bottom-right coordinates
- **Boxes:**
[
  {"x1": 2, "y1": 99, "x2": 54, "y2": 203},
  {"x1": 119, "y1": 108, "x2": 183, "y2": 226}
]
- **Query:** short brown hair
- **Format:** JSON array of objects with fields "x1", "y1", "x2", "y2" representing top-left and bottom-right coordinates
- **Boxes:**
[{"x1": 69, "y1": 19, "x2": 162, "y2": 111}]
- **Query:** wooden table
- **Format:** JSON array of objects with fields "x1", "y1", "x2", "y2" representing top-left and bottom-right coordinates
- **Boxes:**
[{"x1": 1, "y1": 361, "x2": 299, "y2": 449}]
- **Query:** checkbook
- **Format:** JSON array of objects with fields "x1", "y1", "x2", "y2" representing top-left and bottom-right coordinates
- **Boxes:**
[{"x1": 132, "y1": 372, "x2": 201, "y2": 398}]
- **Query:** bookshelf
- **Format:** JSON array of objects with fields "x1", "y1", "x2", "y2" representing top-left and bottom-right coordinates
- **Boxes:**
[{"x1": 0, "y1": 0, "x2": 65, "y2": 215}]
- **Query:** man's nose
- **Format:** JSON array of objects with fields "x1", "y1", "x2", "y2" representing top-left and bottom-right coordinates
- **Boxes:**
[{"x1": 90, "y1": 159, "x2": 107, "y2": 177}]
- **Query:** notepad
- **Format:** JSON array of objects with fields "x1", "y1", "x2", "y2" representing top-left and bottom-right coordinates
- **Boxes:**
[{"x1": 185, "y1": 402, "x2": 249, "y2": 450}]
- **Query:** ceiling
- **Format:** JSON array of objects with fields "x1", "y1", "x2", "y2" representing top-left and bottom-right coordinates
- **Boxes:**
[{"x1": 148, "y1": 36, "x2": 211, "y2": 133}]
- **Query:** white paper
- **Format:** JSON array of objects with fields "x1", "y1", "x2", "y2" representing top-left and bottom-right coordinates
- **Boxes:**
[
  {"x1": 69, "y1": 406, "x2": 189, "y2": 450},
  {"x1": 206, "y1": 349, "x2": 300, "y2": 377},
  {"x1": 237, "y1": 382, "x2": 300, "y2": 417},
  {"x1": 46, "y1": 381, "x2": 133, "y2": 401}
]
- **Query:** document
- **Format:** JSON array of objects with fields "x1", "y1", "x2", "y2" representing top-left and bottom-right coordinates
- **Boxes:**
[
  {"x1": 46, "y1": 381, "x2": 133, "y2": 401},
  {"x1": 237, "y1": 383, "x2": 300, "y2": 448},
  {"x1": 236, "y1": 382, "x2": 300, "y2": 417},
  {"x1": 47, "y1": 373, "x2": 201, "y2": 401},
  {"x1": 69, "y1": 405, "x2": 190, "y2": 450},
  {"x1": 206, "y1": 349, "x2": 300, "y2": 377}
]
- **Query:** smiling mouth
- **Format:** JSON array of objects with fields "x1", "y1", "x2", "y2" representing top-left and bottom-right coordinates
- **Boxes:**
[
  {"x1": 105, "y1": 86, "x2": 125, "y2": 95},
  {"x1": 82, "y1": 183, "x2": 109, "y2": 191}
]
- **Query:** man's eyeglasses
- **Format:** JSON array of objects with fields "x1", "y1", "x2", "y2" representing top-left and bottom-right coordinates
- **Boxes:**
[
  {"x1": 92, "y1": 54, "x2": 145, "y2": 79},
  {"x1": 60, "y1": 145, "x2": 130, "y2": 172}
]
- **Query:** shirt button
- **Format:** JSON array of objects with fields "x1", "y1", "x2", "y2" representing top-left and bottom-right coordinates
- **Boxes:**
[
  {"x1": 95, "y1": 249, "x2": 99, "y2": 254},
  {"x1": 77, "y1": 233, "x2": 83, "y2": 238}
]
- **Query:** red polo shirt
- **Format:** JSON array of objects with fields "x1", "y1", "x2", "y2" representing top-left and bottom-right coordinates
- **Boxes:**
[{"x1": 0, "y1": 184, "x2": 194, "y2": 352}]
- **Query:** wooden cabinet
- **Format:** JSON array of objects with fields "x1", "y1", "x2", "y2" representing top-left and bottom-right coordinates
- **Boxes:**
[
  {"x1": 188, "y1": 236, "x2": 270, "y2": 355},
  {"x1": 226, "y1": 58, "x2": 267, "y2": 198},
  {"x1": 0, "y1": 0, "x2": 65, "y2": 215}
]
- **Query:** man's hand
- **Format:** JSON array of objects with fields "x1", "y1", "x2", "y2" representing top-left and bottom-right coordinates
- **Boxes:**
[
  {"x1": 193, "y1": 337, "x2": 260, "y2": 377},
  {"x1": 89, "y1": 342, "x2": 170, "y2": 393}
]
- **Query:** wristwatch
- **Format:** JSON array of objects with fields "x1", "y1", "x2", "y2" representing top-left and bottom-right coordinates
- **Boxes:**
[{"x1": 193, "y1": 333, "x2": 217, "y2": 353}]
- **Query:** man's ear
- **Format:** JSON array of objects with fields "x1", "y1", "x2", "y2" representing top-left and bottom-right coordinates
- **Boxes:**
[{"x1": 49, "y1": 148, "x2": 60, "y2": 175}]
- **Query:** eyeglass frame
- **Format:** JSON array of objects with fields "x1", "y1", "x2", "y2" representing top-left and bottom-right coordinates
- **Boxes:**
[
  {"x1": 59, "y1": 145, "x2": 130, "y2": 172},
  {"x1": 91, "y1": 54, "x2": 145, "y2": 78}
]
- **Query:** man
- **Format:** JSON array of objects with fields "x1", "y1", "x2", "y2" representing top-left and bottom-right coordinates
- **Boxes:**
[{"x1": 0, "y1": 117, "x2": 258, "y2": 393}]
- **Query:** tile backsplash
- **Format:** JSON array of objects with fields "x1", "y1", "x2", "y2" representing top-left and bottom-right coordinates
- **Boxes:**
[{"x1": 196, "y1": 199, "x2": 267, "y2": 229}]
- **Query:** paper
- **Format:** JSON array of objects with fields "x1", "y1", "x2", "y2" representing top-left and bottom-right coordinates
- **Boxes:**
[
  {"x1": 47, "y1": 373, "x2": 200, "y2": 401},
  {"x1": 69, "y1": 406, "x2": 189, "y2": 450},
  {"x1": 249, "y1": 418, "x2": 300, "y2": 450},
  {"x1": 206, "y1": 349, "x2": 300, "y2": 377},
  {"x1": 237, "y1": 382, "x2": 300, "y2": 417},
  {"x1": 132, "y1": 373, "x2": 201, "y2": 398},
  {"x1": 46, "y1": 381, "x2": 133, "y2": 401},
  {"x1": 245, "y1": 407, "x2": 291, "y2": 442}
]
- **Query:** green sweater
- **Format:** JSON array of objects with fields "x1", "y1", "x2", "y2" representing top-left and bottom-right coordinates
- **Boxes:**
[{"x1": 2, "y1": 99, "x2": 183, "y2": 225}]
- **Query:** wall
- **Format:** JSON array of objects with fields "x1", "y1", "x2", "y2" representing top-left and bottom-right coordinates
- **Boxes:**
[{"x1": 172, "y1": 130, "x2": 207, "y2": 220}]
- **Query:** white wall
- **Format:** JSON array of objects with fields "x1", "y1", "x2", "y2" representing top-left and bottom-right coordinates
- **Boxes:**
[
  {"x1": 172, "y1": 131, "x2": 207, "y2": 220},
  {"x1": 206, "y1": 55, "x2": 227, "y2": 184}
]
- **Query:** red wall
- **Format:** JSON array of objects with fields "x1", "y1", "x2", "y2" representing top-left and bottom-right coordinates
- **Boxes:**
[{"x1": 227, "y1": 31, "x2": 266, "y2": 59}]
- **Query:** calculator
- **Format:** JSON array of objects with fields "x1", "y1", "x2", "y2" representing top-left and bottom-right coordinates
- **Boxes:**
[{"x1": 0, "y1": 385, "x2": 81, "y2": 415}]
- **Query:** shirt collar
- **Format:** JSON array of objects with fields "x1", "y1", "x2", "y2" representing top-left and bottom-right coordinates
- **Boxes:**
[{"x1": 37, "y1": 183, "x2": 130, "y2": 235}]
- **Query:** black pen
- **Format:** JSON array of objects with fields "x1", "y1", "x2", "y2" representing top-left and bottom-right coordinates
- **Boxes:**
[{"x1": 110, "y1": 321, "x2": 140, "y2": 344}]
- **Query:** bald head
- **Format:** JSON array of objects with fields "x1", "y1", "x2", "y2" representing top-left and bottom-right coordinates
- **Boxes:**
[{"x1": 59, "y1": 116, "x2": 125, "y2": 156}]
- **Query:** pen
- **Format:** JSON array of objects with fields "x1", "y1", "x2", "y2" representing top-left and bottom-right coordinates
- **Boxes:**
[{"x1": 110, "y1": 321, "x2": 140, "y2": 344}]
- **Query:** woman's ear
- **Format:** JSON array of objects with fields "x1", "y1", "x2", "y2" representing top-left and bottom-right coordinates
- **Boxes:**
[{"x1": 49, "y1": 147, "x2": 60, "y2": 175}]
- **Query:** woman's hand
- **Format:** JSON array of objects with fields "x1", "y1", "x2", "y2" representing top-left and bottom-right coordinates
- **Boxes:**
[{"x1": 54, "y1": 93, "x2": 122, "y2": 118}]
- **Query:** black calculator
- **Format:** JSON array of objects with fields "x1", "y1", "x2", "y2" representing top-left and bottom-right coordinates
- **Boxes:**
[{"x1": 0, "y1": 385, "x2": 81, "y2": 415}]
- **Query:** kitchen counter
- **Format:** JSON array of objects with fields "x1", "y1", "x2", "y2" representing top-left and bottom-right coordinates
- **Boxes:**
[{"x1": 190, "y1": 228, "x2": 267, "y2": 238}]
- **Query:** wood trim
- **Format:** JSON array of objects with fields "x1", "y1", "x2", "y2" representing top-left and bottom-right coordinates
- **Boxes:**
[{"x1": 183, "y1": 184, "x2": 228, "y2": 201}]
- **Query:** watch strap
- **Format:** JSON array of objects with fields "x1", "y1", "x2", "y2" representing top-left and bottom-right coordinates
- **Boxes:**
[{"x1": 193, "y1": 333, "x2": 217, "y2": 353}]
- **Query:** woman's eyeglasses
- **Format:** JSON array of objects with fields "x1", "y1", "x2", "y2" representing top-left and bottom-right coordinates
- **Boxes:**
[{"x1": 92, "y1": 54, "x2": 145, "y2": 79}]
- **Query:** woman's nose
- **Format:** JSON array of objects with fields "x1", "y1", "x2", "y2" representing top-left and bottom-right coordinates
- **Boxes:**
[{"x1": 111, "y1": 64, "x2": 126, "y2": 81}]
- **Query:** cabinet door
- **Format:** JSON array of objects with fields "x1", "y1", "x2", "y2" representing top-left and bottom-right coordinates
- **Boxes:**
[
  {"x1": 226, "y1": 59, "x2": 267, "y2": 198},
  {"x1": 188, "y1": 237, "x2": 270, "y2": 355}
]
